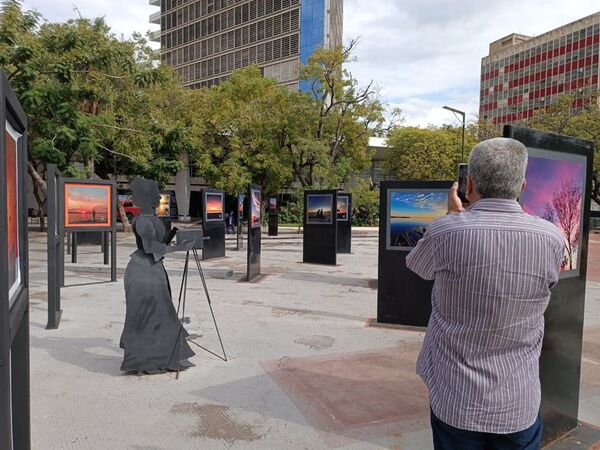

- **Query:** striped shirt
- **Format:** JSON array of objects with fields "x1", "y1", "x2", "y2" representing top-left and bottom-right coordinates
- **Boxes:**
[{"x1": 406, "y1": 198, "x2": 564, "y2": 434}]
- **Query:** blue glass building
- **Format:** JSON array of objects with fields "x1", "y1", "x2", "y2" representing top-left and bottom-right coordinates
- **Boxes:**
[{"x1": 150, "y1": 0, "x2": 343, "y2": 91}]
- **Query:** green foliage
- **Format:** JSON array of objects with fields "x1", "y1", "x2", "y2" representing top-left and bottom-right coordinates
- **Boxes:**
[
  {"x1": 383, "y1": 125, "x2": 479, "y2": 181},
  {"x1": 191, "y1": 42, "x2": 388, "y2": 195},
  {"x1": 349, "y1": 180, "x2": 379, "y2": 226},
  {"x1": 525, "y1": 94, "x2": 600, "y2": 203},
  {"x1": 0, "y1": 1, "x2": 194, "y2": 208}
]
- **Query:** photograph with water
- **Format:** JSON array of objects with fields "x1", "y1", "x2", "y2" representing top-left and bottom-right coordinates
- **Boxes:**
[
  {"x1": 306, "y1": 194, "x2": 333, "y2": 224},
  {"x1": 387, "y1": 189, "x2": 448, "y2": 250},
  {"x1": 520, "y1": 149, "x2": 586, "y2": 276},
  {"x1": 64, "y1": 183, "x2": 112, "y2": 228}
]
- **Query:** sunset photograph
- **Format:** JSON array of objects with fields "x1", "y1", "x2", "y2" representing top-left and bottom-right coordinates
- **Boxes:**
[
  {"x1": 337, "y1": 196, "x2": 349, "y2": 221},
  {"x1": 388, "y1": 191, "x2": 447, "y2": 250},
  {"x1": 306, "y1": 194, "x2": 333, "y2": 224},
  {"x1": 251, "y1": 188, "x2": 261, "y2": 228},
  {"x1": 521, "y1": 154, "x2": 586, "y2": 273},
  {"x1": 64, "y1": 183, "x2": 111, "y2": 227},
  {"x1": 205, "y1": 192, "x2": 224, "y2": 221}
]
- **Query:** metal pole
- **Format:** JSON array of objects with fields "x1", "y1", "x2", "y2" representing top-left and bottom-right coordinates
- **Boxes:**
[{"x1": 461, "y1": 113, "x2": 466, "y2": 163}]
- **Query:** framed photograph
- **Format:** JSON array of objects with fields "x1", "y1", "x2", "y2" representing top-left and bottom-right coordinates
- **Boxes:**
[
  {"x1": 5, "y1": 120, "x2": 21, "y2": 303},
  {"x1": 306, "y1": 194, "x2": 334, "y2": 224},
  {"x1": 156, "y1": 193, "x2": 170, "y2": 217},
  {"x1": 269, "y1": 197, "x2": 277, "y2": 213},
  {"x1": 337, "y1": 195, "x2": 350, "y2": 221},
  {"x1": 386, "y1": 189, "x2": 448, "y2": 251},
  {"x1": 251, "y1": 188, "x2": 261, "y2": 228},
  {"x1": 204, "y1": 191, "x2": 224, "y2": 222},
  {"x1": 64, "y1": 182, "x2": 113, "y2": 229},
  {"x1": 520, "y1": 147, "x2": 587, "y2": 278}
]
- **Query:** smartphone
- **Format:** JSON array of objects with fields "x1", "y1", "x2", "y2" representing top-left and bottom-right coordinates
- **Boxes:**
[{"x1": 457, "y1": 163, "x2": 469, "y2": 204}]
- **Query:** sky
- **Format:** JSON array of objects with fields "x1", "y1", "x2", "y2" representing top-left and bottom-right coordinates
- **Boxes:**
[
  {"x1": 390, "y1": 192, "x2": 447, "y2": 218},
  {"x1": 21, "y1": 0, "x2": 600, "y2": 126}
]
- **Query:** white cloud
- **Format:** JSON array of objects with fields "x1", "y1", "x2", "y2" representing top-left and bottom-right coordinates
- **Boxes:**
[
  {"x1": 22, "y1": 0, "x2": 159, "y2": 41},
  {"x1": 18, "y1": 0, "x2": 600, "y2": 127},
  {"x1": 344, "y1": 0, "x2": 600, "y2": 126}
]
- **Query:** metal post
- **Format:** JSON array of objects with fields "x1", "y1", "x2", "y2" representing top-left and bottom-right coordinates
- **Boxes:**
[
  {"x1": 110, "y1": 230, "x2": 117, "y2": 282},
  {"x1": 71, "y1": 232, "x2": 77, "y2": 263},
  {"x1": 11, "y1": 308, "x2": 31, "y2": 450},
  {"x1": 461, "y1": 115, "x2": 466, "y2": 163},
  {"x1": 102, "y1": 232, "x2": 109, "y2": 265}
]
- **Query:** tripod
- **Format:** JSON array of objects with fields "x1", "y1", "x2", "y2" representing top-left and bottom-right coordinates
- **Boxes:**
[{"x1": 169, "y1": 248, "x2": 227, "y2": 379}]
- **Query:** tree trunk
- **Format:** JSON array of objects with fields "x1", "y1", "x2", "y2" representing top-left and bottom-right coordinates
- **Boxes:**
[
  {"x1": 28, "y1": 161, "x2": 47, "y2": 232},
  {"x1": 118, "y1": 201, "x2": 132, "y2": 233}
]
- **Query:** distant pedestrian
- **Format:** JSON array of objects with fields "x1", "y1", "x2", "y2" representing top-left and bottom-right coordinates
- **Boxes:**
[{"x1": 406, "y1": 138, "x2": 564, "y2": 450}]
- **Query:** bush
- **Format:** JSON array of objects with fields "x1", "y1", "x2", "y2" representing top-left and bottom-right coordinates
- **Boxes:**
[{"x1": 350, "y1": 180, "x2": 379, "y2": 226}]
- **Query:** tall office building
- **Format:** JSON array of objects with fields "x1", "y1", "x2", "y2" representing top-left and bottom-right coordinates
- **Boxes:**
[
  {"x1": 479, "y1": 12, "x2": 600, "y2": 126},
  {"x1": 149, "y1": 0, "x2": 343, "y2": 90}
]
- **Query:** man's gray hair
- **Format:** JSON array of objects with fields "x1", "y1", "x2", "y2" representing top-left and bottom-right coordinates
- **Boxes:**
[{"x1": 468, "y1": 138, "x2": 528, "y2": 199}]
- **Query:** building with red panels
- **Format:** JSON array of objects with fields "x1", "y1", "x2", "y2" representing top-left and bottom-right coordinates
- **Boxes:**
[{"x1": 480, "y1": 13, "x2": 600, "y2": 126}]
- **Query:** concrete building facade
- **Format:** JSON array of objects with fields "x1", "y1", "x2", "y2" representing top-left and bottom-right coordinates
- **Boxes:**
[
  {"x1": 150, "y1": 0, "x2": 343, "y2": 90},
  {"x1": 480, "y1": 12, "x2": 600, "y2": 126}
]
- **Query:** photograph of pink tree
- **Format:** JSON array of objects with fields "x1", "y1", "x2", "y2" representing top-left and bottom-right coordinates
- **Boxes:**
[{"x1": 521, "y1": 154, "x2": 586, "y2": 273}]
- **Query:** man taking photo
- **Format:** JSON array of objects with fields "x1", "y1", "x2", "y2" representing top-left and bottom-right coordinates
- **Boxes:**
[{"x1": 406, "y1": 138, "x2": 564, "y2": 449}]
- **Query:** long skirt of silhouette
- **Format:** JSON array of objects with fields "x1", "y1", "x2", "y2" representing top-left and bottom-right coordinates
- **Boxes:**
[{"x1": 120, "y1": 216, "x2": 194, "y2": 374}]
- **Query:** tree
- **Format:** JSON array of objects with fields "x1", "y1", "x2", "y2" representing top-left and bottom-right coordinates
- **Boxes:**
[
  {"x1": 526, "y1": 94, "x2": 600, "y2": 204},
  {"x1": 290, "y1": 40, "x2": 388, "y2": 188},
  {"x1": 190, "y1": 66, "x2": 295, "y2": 197},
  {"x1": 548, "y1": 179, "x2": 582, "y2": 270},
  {"x1": 383, "y1": 125, "x2": 479, "y2": 181},
  {"x1": 0, "y1": 1, "x2": 191, "y2": 230}
]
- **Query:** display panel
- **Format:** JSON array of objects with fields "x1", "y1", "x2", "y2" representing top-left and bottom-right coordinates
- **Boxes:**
[
  {"x1": 205, "y1": 192, "x2": 224, "y2": 222},
  {"x1": 6, "y1": 121, "x2": 21, "y2": 302},
  {"x1": 269, "y1": 197, "x2": 277, "y2": 213},
  {"x1": 64, "y1": 183, "x2": 112, "y2": 228},
  {"x1": 386, "y1": 189, "x2": 448, "y2": 251},
  {"x1": 251, "y1": 188, "x2": 261, "y2": 228},
  {"x1": 520, "y1": 148, "x2": 587, "y2": 277},
  {"x1": 306, "y1": 194, "x2": 333, "y2": 224},
  {"x1": 337, "y1": 195, "x2": 349, "y2": 221},
  {"x1": 156, "y1": 193, "x2": 170, "y2": 217},
  {"x1": 238, "y1": 194, "x2": 245, "y2": 217}
]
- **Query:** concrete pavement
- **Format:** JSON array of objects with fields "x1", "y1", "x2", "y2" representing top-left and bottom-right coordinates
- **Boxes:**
[{"x1": 26, "y1": 227, "x2": 600, "y2": 449}]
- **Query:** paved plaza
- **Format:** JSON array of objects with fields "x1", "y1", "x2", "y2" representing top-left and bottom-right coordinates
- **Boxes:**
[{"x1": 27, "y1": 227, "x2": 600, "y2": 449}]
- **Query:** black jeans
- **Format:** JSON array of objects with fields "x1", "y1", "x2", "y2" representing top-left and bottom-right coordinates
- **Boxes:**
[{"x1": 430, "y1": 409, "x2": 542, "y2": 450}]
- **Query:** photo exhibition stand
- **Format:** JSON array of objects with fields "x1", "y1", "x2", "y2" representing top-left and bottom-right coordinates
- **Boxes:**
[
  {"x1": 0, "y1": 70, "x2": 31, "y2": 450},
  {"x1": 201, "y1": 188, "x2": 226, "y2": 260},
  {"x1": 504, "y1": 125, "x2": 594, "y2": 445},
  {"x1": 247, "y1": 184, "x2": 262, "y2": 281},
  {"x1": 377, "y1": 181, "x2": 451, "y2": 327},
  {"x1": 46, "y1": 173, "x2": 118, "y2": 330},
  {"x1": 268, "y1": 195, "x2": 278, "y2": 237},
  {"x1": 336, "y1": 193, "x2": 352, "y2": 254},
  {"x1": 303, "y1": 190, "x2": 337, "y2": 265},
  {"x1": 236, "y1": 193, "x2": 245, "y2": 251}
]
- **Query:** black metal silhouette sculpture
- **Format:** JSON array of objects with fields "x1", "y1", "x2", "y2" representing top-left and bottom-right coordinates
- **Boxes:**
[{"x1": 119, "y1": 178, "x2": 195, "y2": 374}]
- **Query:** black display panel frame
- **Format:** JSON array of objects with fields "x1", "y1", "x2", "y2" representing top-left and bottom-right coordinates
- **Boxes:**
[
  {"x1": 268, "y1": 195, "x2": 278, "y2": 237},
  {"x1": 303, "y1": 190, "x2": 337, "y2": 265},
  {"x1": 504, "y1": 125, "x2": 594, "y2": 445},
  {"x1": 247, "y1": 185, "x2": 262, "y2": 281},
  {"x1": 377, "y1": 181, "x2": 452, "y2": 326},
  {"x1": 0, "y1": 70, "x2": 30, "y2": 450},
  {"x1": 336, "y1": 193, "x2": 352, "y2": 254},
  {"x1": 201, "y1": 188, "x2": 226, "y2": 260}
]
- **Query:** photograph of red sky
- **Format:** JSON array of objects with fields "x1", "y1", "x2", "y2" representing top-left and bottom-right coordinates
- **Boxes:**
[
  {"x1": 521, "y1": 155, "x2": 585, "y2": 272},
  {"x1": 65, "y1": 184, "x2": 111, "y2": 227},
  {"x1": 6, "y1": 128, "x2": 19, "y2": 300}
]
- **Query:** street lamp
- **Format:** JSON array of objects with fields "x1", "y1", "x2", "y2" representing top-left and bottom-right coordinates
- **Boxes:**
[{"x1": 443, "y1": 105, "x2": 466, "y2": 163}]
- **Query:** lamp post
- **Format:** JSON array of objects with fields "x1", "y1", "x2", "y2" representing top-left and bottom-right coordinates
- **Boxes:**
[{"x1": 443, "y1": 105, "x2": 466, "y2": 163}]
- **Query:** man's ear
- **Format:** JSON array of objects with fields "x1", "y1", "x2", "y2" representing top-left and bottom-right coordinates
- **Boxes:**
[
  {"x1": 466, "y1": 176, "x2": 474, "y2": 197},
  {"x1": 521, "y1": 179, "x2": 527, "y2": 194}
]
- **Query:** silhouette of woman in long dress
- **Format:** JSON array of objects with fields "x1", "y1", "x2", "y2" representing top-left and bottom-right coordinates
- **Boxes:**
[{"x1": 119, "y1": 178, "x2": 195, "y2": 374}]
